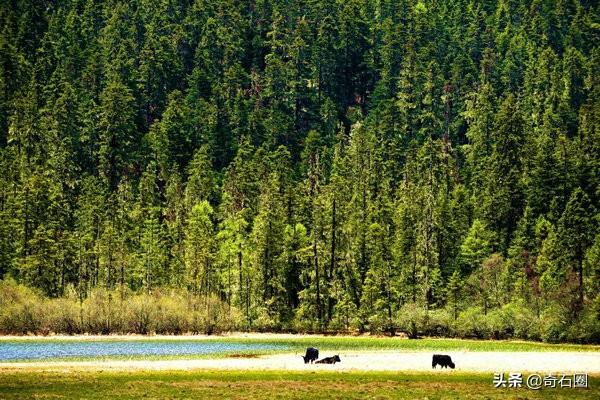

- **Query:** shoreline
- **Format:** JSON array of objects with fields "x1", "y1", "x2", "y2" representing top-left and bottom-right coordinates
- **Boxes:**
[
  {"x1": 0, "y1": 332, "x2": 358, "y2": 341},
  {"x1": 0, "y1": 333, "x2": 599, "y2": 351},
  {"x1": 0, "y1": 332, "x2": 596, "y2": 343}
]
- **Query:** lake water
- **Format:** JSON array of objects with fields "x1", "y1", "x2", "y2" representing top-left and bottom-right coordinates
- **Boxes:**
[{"x1": 0, "y1": 340, "x2": 288, "y2": 361}]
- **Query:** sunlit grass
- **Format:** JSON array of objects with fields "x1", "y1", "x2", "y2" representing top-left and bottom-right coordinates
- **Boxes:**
[
  {"x1": 221, "y1": 336, "x2": 600, "y2": 353},
  {"x1": 0, "y1": 369, "x2": 598, "y2": 399}
]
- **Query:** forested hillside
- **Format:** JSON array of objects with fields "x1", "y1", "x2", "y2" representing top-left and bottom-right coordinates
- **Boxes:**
[{"x1": 0, "y1": 0, "x2": 599, "y2": 341}]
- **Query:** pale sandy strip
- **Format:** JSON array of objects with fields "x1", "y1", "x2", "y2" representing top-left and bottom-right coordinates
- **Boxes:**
[{"x1": 1, "y1": 351, "x2": 599, "y2": 374}]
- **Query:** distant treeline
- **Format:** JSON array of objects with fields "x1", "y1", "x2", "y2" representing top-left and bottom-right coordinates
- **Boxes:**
[{"x1": 0, "y1": 1, "x2": 599, "y2": 342}]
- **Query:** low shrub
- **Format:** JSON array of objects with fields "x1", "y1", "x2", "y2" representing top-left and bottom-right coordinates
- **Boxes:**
[
  {"x1": 425, "y1": 308, "x2": 453, "y2": 337},
  {"x1": 46, "y1": 297, "x2": 82, "y2": 334},
  {"x1": 0, "y1": 280, "x2": 241, "y2": 335},
  {"x1": 539, "y1": 306, "x2": 568, "y2": 343},
  {"x1": 454, "y1": 306, "x2": 490, "y2": 338},
  {"x1": 154, "y1": 293, "x2": 189, "y2": 334},
  {"x1": 396, "y1": 302, "x2": 428, "y2": 338},
  {"x1": 0, "y1": 277, "x2": 596, "y2": 342},
  {"x1": 0, "y1": 279, "x2": 46, "y2": 334},
  {"x1": 82, "y1": 288, "x2": 122, "y2": 334},
  {"x1": 125, "y1": 293, "x2": 157, "y2": 334}
]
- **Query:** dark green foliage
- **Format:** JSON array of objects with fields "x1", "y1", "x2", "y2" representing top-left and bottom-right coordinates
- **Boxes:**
[{"x1": 0, "y1": 0, "x2": 598, "y2": 341}]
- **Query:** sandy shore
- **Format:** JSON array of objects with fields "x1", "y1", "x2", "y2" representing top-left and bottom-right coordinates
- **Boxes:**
[{"x1": 2, "y1": 351, "x2": 599, "y2": 373}]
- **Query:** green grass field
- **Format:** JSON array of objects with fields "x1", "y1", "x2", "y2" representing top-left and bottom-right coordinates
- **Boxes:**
[
  {"x1": 208, "y1": 336, "x2": 600, "y2": 352},
  {"x1": 0, "y1": 369, "x2": 598, "y2": 399}
]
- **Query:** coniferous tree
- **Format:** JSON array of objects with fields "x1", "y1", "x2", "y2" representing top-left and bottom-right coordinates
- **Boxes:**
[{"x1": 0, "y1": 0, "x2": 597, "y2": 341}]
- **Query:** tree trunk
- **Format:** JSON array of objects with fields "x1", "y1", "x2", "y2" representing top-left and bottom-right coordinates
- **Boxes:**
[
  {"x1": 328, "y1": 197, "x2": 336, "y2": 322},
  {"x1": 238, "y1": 250, "x2": 244, "y2": 316},
  {"x1": 577, "y1": 258, "x2": 584, "y2": 312},
  {"x1": 314, "y1": 234, "x2": 322, "y2": 330}
]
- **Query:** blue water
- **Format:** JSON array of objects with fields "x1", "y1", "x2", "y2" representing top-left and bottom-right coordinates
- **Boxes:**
[{"x1": 0, "y1": 340, "x2": 288, "y2": 361}]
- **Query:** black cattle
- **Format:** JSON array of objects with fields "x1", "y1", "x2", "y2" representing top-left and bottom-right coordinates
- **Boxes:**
[
  {"x1": 432, "y1": 354, "x2": 455, "y2": 369},
  {"x1": 315, "y1": 355, "x2": 341, "y2": 364},
  {"x1": 302, "y1": 347, "x2": 319, "y2": 364}
]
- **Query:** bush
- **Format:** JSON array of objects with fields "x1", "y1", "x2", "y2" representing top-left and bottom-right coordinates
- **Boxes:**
[
  {"x1": 5, "y1": 275, "x2": 594, "y2": 342},
  {"x1": 484, "y1": 308, "x2": 509, "y2": 339},
  {"x1": 539, "y1": 306, "x2": 567, "y2": 343},
  {"x1": 396, "y1": 302, "x2": 428, "y2": 338},
  {"x1": 564, "y1": 295, "x2": 600, "y2": 343},
  {"x1": 367, "y1": 311, "x2": 390, "y2": 334},
  {"x1": 46, "y1": 297, "x2": 82, "y2": 334},
  {"x1": 154, "y1": 293, "x2": 189, "y2": 334},
  {"x1": 292, "y1": 306, "x2": 317, "y2": 332},
  {"x1": 252, "y1": 306, "x2": 277, "y2": 332},
  {"x1": 125, "y1": 293, "x2": 157, "y2": 334},
  {"x1": 425, "y1": 308, "x2": 453, "y2": 337},
  {"x1": 0, "y1": 297, "x2": 46, "y2": 334},
  {"x1": 188, "y1": 294, "x2": 240, "y2": 334},
  {"x1": 0, "y1": 279, "x2": 45, "y2": 334},
  {"x1": 500, "y1": 301, "x2": 540, "y2": 340},
  {"x1": 0, "y1": 280, "x2": 239, "y2": 335},
  {"x1": 82, "y1": 288, "x2": 122, "y2": 334},
  {"x1": 454, "y1": 306, "x2": 490, "y2": 338}
]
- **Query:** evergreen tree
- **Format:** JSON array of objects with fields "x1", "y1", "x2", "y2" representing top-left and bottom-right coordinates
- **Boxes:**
[
  {"x1": 0, "y1": 0, "x2": 597, "y2": 340},
  {"x1": 557, "y1": 188, "x2": 596, "y2": 312}
]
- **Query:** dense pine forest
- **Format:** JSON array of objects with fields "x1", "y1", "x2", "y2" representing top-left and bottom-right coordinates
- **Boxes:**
[{"x1": 0, "y1": 0, "x2": 599, "y2": 341}]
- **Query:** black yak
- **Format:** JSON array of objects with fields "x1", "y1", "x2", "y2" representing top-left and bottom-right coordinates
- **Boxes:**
[
  {"x1": 315, "y1": 355, "x2": 341, "y2": 364},
  {"x1": 302, "y1": 347, "x2": 319, "y2": 364},
  {"x1": 432, "y1": 354, "x2": 455, "y2": 369}
]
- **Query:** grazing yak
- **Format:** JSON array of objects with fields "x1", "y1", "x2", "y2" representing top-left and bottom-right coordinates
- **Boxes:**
[
  {"x1": 432, "y1": 354, "x2": 455, "y2": 369},
  {"x1": 302, "y1": 347, "x2": 319, "y2": 364},
  {"x1": 315, "y1": 355, "x2": 341, "y2": 364}
]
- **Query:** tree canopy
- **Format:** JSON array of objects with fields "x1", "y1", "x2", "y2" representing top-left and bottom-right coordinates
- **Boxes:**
[{"x1": 0, "y1": 0, "x2": 599, "y2": 341}]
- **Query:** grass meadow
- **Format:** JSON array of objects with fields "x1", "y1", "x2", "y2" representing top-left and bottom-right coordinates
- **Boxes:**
[
  {"x1": 1, "y1": 336, "x2": 598, "y2": 398},
  {"x1": 0, "y1": 369, "x2": 598, "y2": 399}
]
